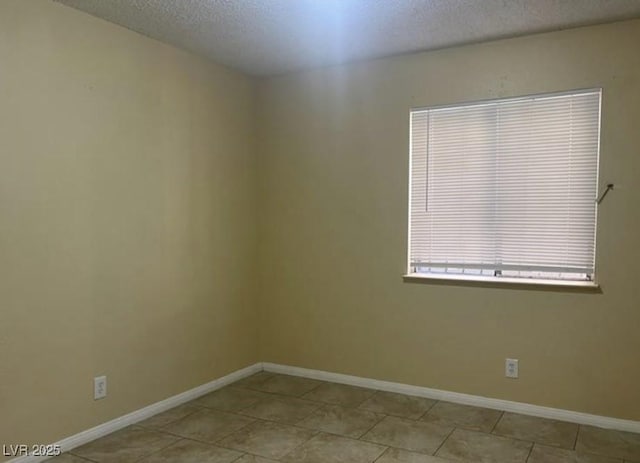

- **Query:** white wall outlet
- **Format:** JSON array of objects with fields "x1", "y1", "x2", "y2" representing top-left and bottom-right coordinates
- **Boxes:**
[
  {"x1": 94, "y1": 375, "x2": 107, "y2": 400},
  {"x1": 505, "y1": 358, "x2": 519, "y2": 378}
]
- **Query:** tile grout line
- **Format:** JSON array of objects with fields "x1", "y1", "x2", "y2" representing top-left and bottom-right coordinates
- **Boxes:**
[
  {"x1": 129, "y1": 436, "x2": 187, "y2": 463},
  {"x1": 300, "y1": 378, "x2": 325, "y2": 397},
  {"x1": 65, "y1": 452, "x2": 99, "y2": 463},
  {"x1": 490, "y1": 411, "x2": 505, "y2": 434},
  {"x1": 431, "y1": 424, "x2": 458, "y2": 457},
  {"x1": 211, "y1": 415, "x2": 318, "y2": 459},
  {"x1": 357, "y1": 395, "x2": 441, "y2": 422},
  {"x1": 356, "y1": 411, "x2": 389, "y2": 440},
  {"x1": 524, "y1": 440, "x2": 535, "y2": 463},
  {"x1": 301, "y1": 383, "x2": 378, "y2": 408},
  {"x1": 417, "y1": 399, "x2": 439, "y2": 420},
  {"x1": 276, "y1": 428, "x2": 321, "y2": 462},
  {"x1": 150, "y1": 413, "x2": 261, "y2": 449},
  {"x1": 69, "y1": 427, "x2": 183, "y2": 463},
  {"x1": 235, "y1": 449, "x2": 285, "y2": 462},
  {"x1": 572, "y1": 424, "x2": 581, "y2": 451},
  {"x1": 137, "y1": 406, "x2": 203, "y2": 430},
  {"x1": 371, "y1": 446, "x2": 391, "y2": 463},
  {"x1": 290, "y1": 402, "x2": 327, "y2": 428},
  {"x1": 228, "y1": 452, "x2": 245, "y2": 463}
]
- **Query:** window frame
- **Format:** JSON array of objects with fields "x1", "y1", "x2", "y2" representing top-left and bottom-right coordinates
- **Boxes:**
[{"x1": 405, "y1": 89, "x2": 602, "y2": 289}]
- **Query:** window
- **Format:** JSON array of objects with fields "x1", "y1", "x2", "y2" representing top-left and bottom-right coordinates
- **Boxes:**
[{"x1": 407, "y1": 89, "x2": 601, "y2": 285}]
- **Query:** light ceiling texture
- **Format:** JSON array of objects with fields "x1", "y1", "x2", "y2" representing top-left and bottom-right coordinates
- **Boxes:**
[{"x1": 55, "y1": 0, "x2": 640, "y2": 76}]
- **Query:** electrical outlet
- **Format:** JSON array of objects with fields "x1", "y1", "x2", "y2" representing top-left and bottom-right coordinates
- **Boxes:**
[
  {"x1": 505, "y1": 358, "x2": 519, "y2": 378},
  {"x1": 94, "y1": 376, "x2": 107, "y2": 400}
]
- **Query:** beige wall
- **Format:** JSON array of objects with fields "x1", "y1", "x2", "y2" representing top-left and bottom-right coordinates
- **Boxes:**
[
  {"x1": 257, "y1": 20, "x2": 640, "y2": 420},
  {"x1": 0, "y1": 0, "x2": 258, "y2": 450}
]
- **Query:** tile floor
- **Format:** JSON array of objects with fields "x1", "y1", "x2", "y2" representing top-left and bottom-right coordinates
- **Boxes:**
[{"x1": 50, "y1": 372, "x2": 640, "y2": 463}]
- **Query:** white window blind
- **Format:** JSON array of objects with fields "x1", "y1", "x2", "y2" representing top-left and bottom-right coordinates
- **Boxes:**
[{"x1": 408, "y1": 89, "x2": 601, "y2": 282}]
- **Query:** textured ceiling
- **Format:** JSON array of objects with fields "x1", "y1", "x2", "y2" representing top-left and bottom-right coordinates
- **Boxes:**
[{"x1": 55, "y1": 0, "x2": 640, "y2": 76}]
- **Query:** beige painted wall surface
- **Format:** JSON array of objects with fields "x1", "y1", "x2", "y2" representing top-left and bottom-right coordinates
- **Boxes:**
[
  {"x1": 0, "y1": 0, "x2": 257, "y2": 449},
  {"x1": 257, "y1": 20, "x2": 640, "y2": 420}
]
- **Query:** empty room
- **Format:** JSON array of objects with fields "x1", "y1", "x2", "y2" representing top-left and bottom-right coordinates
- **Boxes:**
[{"x1": 2, "y1": 0, "x2": 640, "y2": 462}]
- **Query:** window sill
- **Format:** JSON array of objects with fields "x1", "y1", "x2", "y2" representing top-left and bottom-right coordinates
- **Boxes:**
[{"x1": 403, "y1": 273, "x2": 600, "y2": 291}]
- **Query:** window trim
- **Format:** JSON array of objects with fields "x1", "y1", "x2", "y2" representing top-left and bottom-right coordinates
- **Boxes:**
[
  {"x1": 405, "y1": 88, "x2": 603, "y2": 288},
  {"x1": 402, "y1": 272, "x2": 600, "y2": 289}
]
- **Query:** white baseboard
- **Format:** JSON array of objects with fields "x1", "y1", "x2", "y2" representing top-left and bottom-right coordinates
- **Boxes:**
[
  {"x1": 262, "y1": 362, "x2": 640, "y2": 434},
  {"x1": 9, "y1": 363, "x2": 263, "y2": 463}
]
